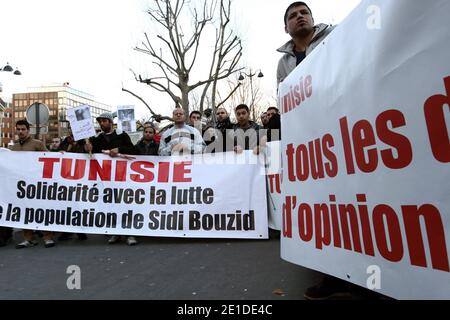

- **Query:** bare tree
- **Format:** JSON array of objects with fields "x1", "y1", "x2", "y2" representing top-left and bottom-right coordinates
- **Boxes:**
[
  {"x1": 122, "y1": 87, "x2": 173, "y2": 123},
  {"x1": 136, "y1": 116, "x2": 153, "y2": 131},
  {"x1": 134, "y1": 0, "x2": 243, "y2": 117},
  {"x1": 221, "y1": 72, "x2": 265, "y2": 122}
]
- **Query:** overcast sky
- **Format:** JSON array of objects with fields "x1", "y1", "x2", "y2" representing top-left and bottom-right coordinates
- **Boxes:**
[{"x1": 0, "y1": 0, "x2": 360, "y2": 119}]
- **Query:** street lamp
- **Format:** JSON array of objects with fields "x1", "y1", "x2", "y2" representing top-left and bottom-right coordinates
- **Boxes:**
[
  {"x1": 1, "y1": 61, "x2": 22, "y2": 147},
  {"x1": 1, "y1": 62, "x2": 22, "y2": 75},
  {"x1": 238, "y1": 68, "x2": 264, "y2": 120},
  {"x1": 1, "y1": 61, "x2": 23, "y2": 93},
  {"x1": 238, "y1": 69, "x2": 264, "y2": 81},
  {"x1": 0, "y1": 62, "x2": 22, "y2": 92}
]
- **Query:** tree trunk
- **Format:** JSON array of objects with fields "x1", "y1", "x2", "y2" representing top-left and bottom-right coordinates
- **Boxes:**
[{"x1": 180, "y1": 81, "x2": 190, "y2": 115}]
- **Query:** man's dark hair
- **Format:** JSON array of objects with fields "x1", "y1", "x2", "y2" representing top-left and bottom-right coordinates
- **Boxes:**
[
  {"x1": 16, "y1": 119, "x2": 30, "y2": 130},
  {"x1": 235, "y1": 104, "x2": 250, "y2": 113},
  {"x1": 284, "y1": 1, "x2": 312, "y2": 25},
  {"x1": 144, "y1": 126, "x2": 156, "y2": 134},
  {"x1": 189, "y1": 111, "x2": 202, "y2": 118},
  {"x1": 267, "y1": 107, "x2": 280, "y2": 114}
]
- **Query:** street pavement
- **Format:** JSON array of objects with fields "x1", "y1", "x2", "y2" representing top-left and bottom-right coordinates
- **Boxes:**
[{"x1": 0, "y1": 230, "x2": 324, "y2": 300}]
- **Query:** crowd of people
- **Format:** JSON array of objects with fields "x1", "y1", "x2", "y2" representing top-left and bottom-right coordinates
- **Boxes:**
[
  {"x1": 0, "y1": 1, "x2": 385, "y2": 300},
  {"x1": 0, "y1": 104, "x2": 280, "y2": 248}
]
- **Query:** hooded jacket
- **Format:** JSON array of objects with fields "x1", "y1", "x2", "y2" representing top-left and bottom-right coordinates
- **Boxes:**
[
  {"x1": 277, "y1": 23, "x2": 336, "y2": 86},
  {"x1": 135, "y1": 138, "x2": 159, "y2": 156}
]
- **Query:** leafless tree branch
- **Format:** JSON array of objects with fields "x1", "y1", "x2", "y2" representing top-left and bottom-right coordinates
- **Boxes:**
[
  {"x1": 134, "y1": 0, "x2": 243, "y2": 116},
  {"x1": 121, "y1": 87, "x2": 173, "y2": 122}
]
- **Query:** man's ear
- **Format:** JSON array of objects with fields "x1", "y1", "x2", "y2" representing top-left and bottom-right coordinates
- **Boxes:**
[{"x1": 284, "y1": 25, "x2": 288, "y2": 34}]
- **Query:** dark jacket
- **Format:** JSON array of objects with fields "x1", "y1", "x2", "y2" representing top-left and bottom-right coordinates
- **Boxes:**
[
  {"x1": 135, "y1": 139, "x2": 159, "y2": 156},
  {"x1": 205, "y1": 117, "x2": 234, "y2": 153},
  {"x1": 58, "y1": 135, "x2": 86, "y2": 153},
  {"x1": 232, "y1": 121, "x2": 261, "y2": 150},
  {"x1": 216, "y1": 117, "x2": 233, "y2": 134},
  {"x1": 90, "y1": 130, "x2": 136, "y2": 155},
  {"x1": 266, "y1": 114, "x2": 281, "y2": 142}
]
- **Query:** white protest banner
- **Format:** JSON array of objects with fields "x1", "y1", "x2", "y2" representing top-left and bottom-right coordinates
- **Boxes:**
[
  {"x1": 67, "y1": 105, "x2": 96, "y2": 141},
  {"x1": 117, "y1": 106, "x2": 136, "y2": 133},
  {"x1": 0, "y1": 151, "x2": 268, "y2": 239},
  {"x1": 279, "y1": 0, "x2": 450, "y2": 299},
  {"x1": 265, "y1": 141, "x2": 282, "y2": 231}
]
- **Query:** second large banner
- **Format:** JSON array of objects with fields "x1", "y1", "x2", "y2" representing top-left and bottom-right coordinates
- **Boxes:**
[{"x1": 279, "y1": 0, "x2": 450, "y2": 299}]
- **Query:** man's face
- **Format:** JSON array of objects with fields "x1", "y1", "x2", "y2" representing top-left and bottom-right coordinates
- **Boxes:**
[
  {"x1": 216, "y1": 109, "x2": 228, "y2": 122},
  {"x1": 261, "y1": 113, "x2": 268, "y2": 125},
  {"x1": 190, "y1": 113, "x2": 201, "y2": 125},
  {"x1": 51, "y1": 138, "x2": 61, "y2": 149},
  {"x1": 285, "y1": 5, "x2": 314, "y2": 38},
  {"x1": 266, "y1": 109, "x2": 278, "y2": 120},
  {"x1": 173, "y1": 109, "x2": 186, "y2": 125},
  {"x1": 235, "y1": 108, "x2": 250, "y2": 126},
  {"x1": 143, "y1": 127, "x2": 154, "y2": 141},
  {"x1": 16, "y1": 125, "x2": 29, "y2": 140},
  {"x1": 98, "y1": 119, "x2": 112, "y2": 133}
]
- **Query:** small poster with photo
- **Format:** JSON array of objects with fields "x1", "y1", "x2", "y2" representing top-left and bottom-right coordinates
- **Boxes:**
[
  {"x1": 117, "y1": 105, "x2": 136, "y2": 133},
  {"x1": 67, "y1": 105, "x2": 96, "y2": 141}
]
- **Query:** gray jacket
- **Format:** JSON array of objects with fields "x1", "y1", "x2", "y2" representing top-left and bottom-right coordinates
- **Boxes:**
[{"x1": 277, "y1": 23, "x2": 336, "y2": 86}]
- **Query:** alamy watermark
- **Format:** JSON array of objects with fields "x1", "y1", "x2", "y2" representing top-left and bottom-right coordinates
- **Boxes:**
[
  {"x1": 66, "y1": 265, "x2": 81, "y2": 290},
  {"x1": 366, "y1": 265, "x2": 381, "y2": 290},
  {"x1": 367, "y1": 5, "x2": 382, "y2": 30}
]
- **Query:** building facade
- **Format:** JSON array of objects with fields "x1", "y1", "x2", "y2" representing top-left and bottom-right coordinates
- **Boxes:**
[
  {"x1": 0, "y1": 98, "x2": 4, "y2": 147},
  {"x1": 2, "y1": 83, "x2": 112, "y2": 147},
  {"x1": 0, "y1": 98, "x2": 14, "y2": 148}
]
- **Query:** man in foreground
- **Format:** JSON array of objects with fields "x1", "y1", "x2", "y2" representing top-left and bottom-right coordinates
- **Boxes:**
[{"x1": 10, "y1": 120, "x2": 56, "y2": 249}]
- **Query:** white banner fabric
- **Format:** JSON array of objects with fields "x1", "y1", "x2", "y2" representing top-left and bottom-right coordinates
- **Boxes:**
[
  {"x1": 279, "y1": 0, "x2": 450, "y2": 299},
  {"x1": 0, "y1": 151, "x2": 268, "y2": 239}
]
